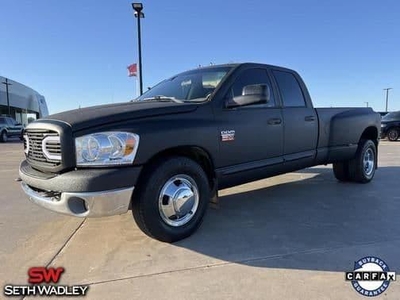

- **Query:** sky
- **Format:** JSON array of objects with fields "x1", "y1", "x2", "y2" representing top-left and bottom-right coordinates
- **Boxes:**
[{"x1": 0, "y1": 0, "x2": 399, "y2": 114}]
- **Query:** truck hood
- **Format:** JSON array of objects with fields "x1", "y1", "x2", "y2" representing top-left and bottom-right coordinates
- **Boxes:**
[{"x1": 43, "y1": 101, "x2": 198, "y2": 132}]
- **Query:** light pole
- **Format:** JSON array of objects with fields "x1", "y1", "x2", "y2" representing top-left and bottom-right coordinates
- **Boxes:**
[
  {"x1": 383, "y1": 88, "x2": 392, "y2": 112},
  {"x1": 364, "y1": 101, "x2": 369, "y2": 107},
  {"x1": 1, "y1": 78, "x2": 12, "y2": 116},
  {"x1": 132, "y1": 3, "x2": 144, "y2": 96}
]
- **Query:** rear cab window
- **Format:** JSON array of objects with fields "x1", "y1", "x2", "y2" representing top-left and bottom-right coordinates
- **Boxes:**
[{"x1": 272, "y1": 70, "x2": 306, "y2": 107}]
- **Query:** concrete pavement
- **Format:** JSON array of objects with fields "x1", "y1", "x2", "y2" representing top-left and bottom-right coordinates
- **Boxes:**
[{"x1": 0, "y1": 140, "x2": 399, "y2": 299}]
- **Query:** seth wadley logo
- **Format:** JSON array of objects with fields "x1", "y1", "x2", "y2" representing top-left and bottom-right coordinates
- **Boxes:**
[
  {"x1": 3, "y1": 267, "x2": 89, "y2": 297},
  {"x1": 345, "y1": 256, "x2": 396, "y2": 297}
]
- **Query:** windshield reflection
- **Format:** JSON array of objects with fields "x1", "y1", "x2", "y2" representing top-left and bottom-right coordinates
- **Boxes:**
[{"x1": 136, "y1": 67, "x2": 232, "y2": 102}]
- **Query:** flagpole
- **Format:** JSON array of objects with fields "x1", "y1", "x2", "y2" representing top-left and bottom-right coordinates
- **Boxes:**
[{"x1": 136, "y1": 75, "x2": 140, "y2": 99}]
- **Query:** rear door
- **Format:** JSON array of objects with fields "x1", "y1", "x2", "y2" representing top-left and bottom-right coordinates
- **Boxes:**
[{"x1": 271, "y1": 70, "x2": 318, "y2": 162}]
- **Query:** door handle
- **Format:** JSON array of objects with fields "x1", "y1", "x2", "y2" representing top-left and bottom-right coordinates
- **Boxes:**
[
  {"x1": 267, "y1": 118, "x2": 282, "y2": 125},
  {"x1": 305, "y1": 116, "x2": 316, "y2": 122}
]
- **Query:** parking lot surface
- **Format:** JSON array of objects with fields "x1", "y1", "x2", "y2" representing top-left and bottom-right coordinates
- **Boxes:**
[{"x1": 0, "y1": 140, "x2": 399, "y2": 299}]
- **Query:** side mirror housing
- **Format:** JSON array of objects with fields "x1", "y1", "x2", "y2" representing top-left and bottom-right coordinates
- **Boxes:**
[{"x1": 226, "y1": 84, "x2": 270, "y2": 108}]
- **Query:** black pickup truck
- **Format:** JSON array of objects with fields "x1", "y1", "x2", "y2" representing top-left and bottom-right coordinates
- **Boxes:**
[{"x1": 19, "y1": 63, "x2": 381, "y2": 242}]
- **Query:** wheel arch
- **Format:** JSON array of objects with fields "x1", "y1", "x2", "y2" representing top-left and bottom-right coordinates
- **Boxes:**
[
  {"x1": 360, "y1": 126, "x2": 379, "y2": 147},
  {"x1": 137, "y1": 146, "x2": 216, "y2": 189}
]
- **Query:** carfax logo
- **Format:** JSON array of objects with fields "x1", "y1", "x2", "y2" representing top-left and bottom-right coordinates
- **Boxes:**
[{"x1": 345, "y1": 256, "x2": 396, "y2": 297}]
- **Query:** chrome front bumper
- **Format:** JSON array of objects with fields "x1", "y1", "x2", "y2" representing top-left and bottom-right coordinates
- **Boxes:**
[{"x1": 21, "y1": 182, "x2": 134, "y2": 218}]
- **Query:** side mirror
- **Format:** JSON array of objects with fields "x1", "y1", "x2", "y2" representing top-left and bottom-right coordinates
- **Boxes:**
[{"x1": 226, "y1": 84, "x2": 270, "y2": 108}]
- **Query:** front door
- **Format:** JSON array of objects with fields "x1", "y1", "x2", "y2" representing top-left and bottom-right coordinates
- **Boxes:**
[
  {"x1": 6, "y1": 117, "x2": 20, "y2": 136},
  {"x1": 215, "y1": 68, "x2": 284, "y2": 171}
]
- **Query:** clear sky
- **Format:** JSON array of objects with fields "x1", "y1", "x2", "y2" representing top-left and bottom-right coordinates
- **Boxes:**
[{"x1": 0, "y1": 0, "x2": 399, "y2": 114}]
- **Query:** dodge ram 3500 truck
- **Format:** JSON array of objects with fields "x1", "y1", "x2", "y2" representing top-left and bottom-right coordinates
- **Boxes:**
[{"x1": 19, "y1": 63, "x2": 381, "y2": 242}]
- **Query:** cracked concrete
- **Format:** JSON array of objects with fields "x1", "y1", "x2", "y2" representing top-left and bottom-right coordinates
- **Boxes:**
[{"x1": 1, "y1": 140, "x2": 399, "y2": 299}]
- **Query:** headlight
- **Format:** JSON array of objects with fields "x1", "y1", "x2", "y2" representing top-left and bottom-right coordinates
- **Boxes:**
[
  {"x1": 381, "y1": 124, "x2": 387, "y2": 127},
  {"x1": 75, "y1": 132, "x2": 139, "y2": 166}
]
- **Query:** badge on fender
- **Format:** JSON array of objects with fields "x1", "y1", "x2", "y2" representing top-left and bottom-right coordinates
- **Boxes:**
[{"x1": 221, "y1": 130, "x2": 235, "y2": 142}]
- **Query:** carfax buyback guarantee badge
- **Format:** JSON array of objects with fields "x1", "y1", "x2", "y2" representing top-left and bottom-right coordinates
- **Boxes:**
[{"x1": 345, "y1": 256, "x2": 396, "y2": 297}]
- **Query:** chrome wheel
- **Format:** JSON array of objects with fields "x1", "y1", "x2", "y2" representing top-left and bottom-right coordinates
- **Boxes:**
[
  {"x1": 363, "y1": 148, "x2": 375, "y2": 177},
  {"x1": 158, "y1": 174, "x2": 199, "y2": 227}
]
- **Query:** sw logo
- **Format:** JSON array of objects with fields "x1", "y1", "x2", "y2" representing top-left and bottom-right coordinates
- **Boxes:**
[
  {"x1": 345, "y1": 256, "x2": 396, "y2": 297},
  {"x1": 28, "y1": 267, "x2": 65, "y2": 284},
  {"x1": 3, "y1": 266, "x2": 89, "y2": 297}
]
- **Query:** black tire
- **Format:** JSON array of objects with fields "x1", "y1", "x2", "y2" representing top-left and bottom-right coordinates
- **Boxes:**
[
  {"x1": 0, "y1": 130, "x2": 7, "y2": 143},
  {"x1": 332, "y1": 162, "x2": 350, "y2": 181},
  {"x1": 132, "y1": 156, "x2": 210, "y2": 242},
  {"x1": 348, "y1": 139, "x2": 377, "y2": 183},
  {"x1": 387, "y1": 128, "x2": 399, "y2": 141}
]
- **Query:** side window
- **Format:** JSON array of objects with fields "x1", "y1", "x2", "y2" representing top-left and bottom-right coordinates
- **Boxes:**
[
  {"x1": 273, "y1": 70, "x2": 306, "y2": 107},
  {"x1": 227, "y1": 68, "x2": 275, "y2": 107},
  {"x1": 0, "y1": 117, "x2": 6, "y2": 125},
  {"x1": 6, "y1": 118, "x2": 16, "y2": 126}
]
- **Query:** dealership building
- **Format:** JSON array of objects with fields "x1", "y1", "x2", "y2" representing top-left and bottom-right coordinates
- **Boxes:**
[{"x1": 0, "y1": 76, "x2": 49, "y2": 126}]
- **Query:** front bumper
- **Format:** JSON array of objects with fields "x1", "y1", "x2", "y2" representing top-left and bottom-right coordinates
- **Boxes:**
[
  {"x1": 19, "y1": 160, "x2": 142, "y2": 217},
  {"x1": 21, "y1": 182, "x2": 134, "y2": 217}
]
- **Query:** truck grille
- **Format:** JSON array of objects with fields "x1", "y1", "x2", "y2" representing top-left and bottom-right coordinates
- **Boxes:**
[{"x1": 24, "y1": 129, "x2": 61, "y2": 167}]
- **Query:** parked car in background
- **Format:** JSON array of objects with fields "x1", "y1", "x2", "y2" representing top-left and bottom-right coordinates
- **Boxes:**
[
  {"x1": 0, "y1": 116, "x2": 24, "y2": 142},
  {"x1": 381, "y1": 111, "x2": 400, "y2": 141}
]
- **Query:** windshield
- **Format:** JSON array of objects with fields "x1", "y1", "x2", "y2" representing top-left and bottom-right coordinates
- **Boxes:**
[
  {"x1": 382, "y1": 111, "x2": 400, "y2": 121},
  {"x1": 136, "y1": 66, "x2": 232, "y2": 102}
]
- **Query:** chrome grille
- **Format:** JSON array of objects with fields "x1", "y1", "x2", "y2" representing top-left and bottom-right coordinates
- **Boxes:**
[{"x1": 24, "y1": 129, "x2": 61, "y2": 167}]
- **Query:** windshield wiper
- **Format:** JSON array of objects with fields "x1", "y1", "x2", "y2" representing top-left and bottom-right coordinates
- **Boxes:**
[{"x1": 142, "y1": 95, "x2": 184, "y2": 103}]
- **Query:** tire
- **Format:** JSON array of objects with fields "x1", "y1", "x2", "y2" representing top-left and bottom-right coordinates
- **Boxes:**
[
  {"x1": 332, "y1": 162, "x2": 350, "y2": 181},
  {"x1": 132, "y1": 156, "x2": 210, "y2": 242},
  {"x1": 348, "y1": 139, "x2": 376, "y2": 183},
  {"x1": 387, "y1": 128, "x2": 399, "y2": 141},
  {"x1": 0, "y1": 131, "x2": 7, "y2": 143}
]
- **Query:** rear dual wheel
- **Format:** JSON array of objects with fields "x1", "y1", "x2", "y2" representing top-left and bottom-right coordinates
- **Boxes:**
[{"x1": 333, "y1": 139, "x2": 376, "y2": 183}]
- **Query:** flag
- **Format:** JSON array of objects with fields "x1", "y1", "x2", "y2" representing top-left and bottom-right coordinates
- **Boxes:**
[{"x1": 127, "y1": 63, "x2": 137, "y2": 77}]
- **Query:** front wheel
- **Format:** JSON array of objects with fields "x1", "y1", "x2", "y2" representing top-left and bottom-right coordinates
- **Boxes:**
[
  {"x1": 348, "y1": 139, "x2": 377, "y2": 183},
  {"x1": 132, "y1": 156, "x2": 210, "y2": 242},
  {"x1": 387, "y1": 128, "x2": 399, "y2": 141},
  {"x1": 0, "y1": 131, "x2": 7, "y2": 143}
]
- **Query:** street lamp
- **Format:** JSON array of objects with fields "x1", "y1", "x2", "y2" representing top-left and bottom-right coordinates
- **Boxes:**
[
  {"x1": 1, "y1": 78, "x2": 12, "y2": 116},
  {"x1": 383, "y1": 88, "x2": 392, "y2": 112},
  {"x1": 132, "y1": 3, "x2": 144, "y2": 96}
]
